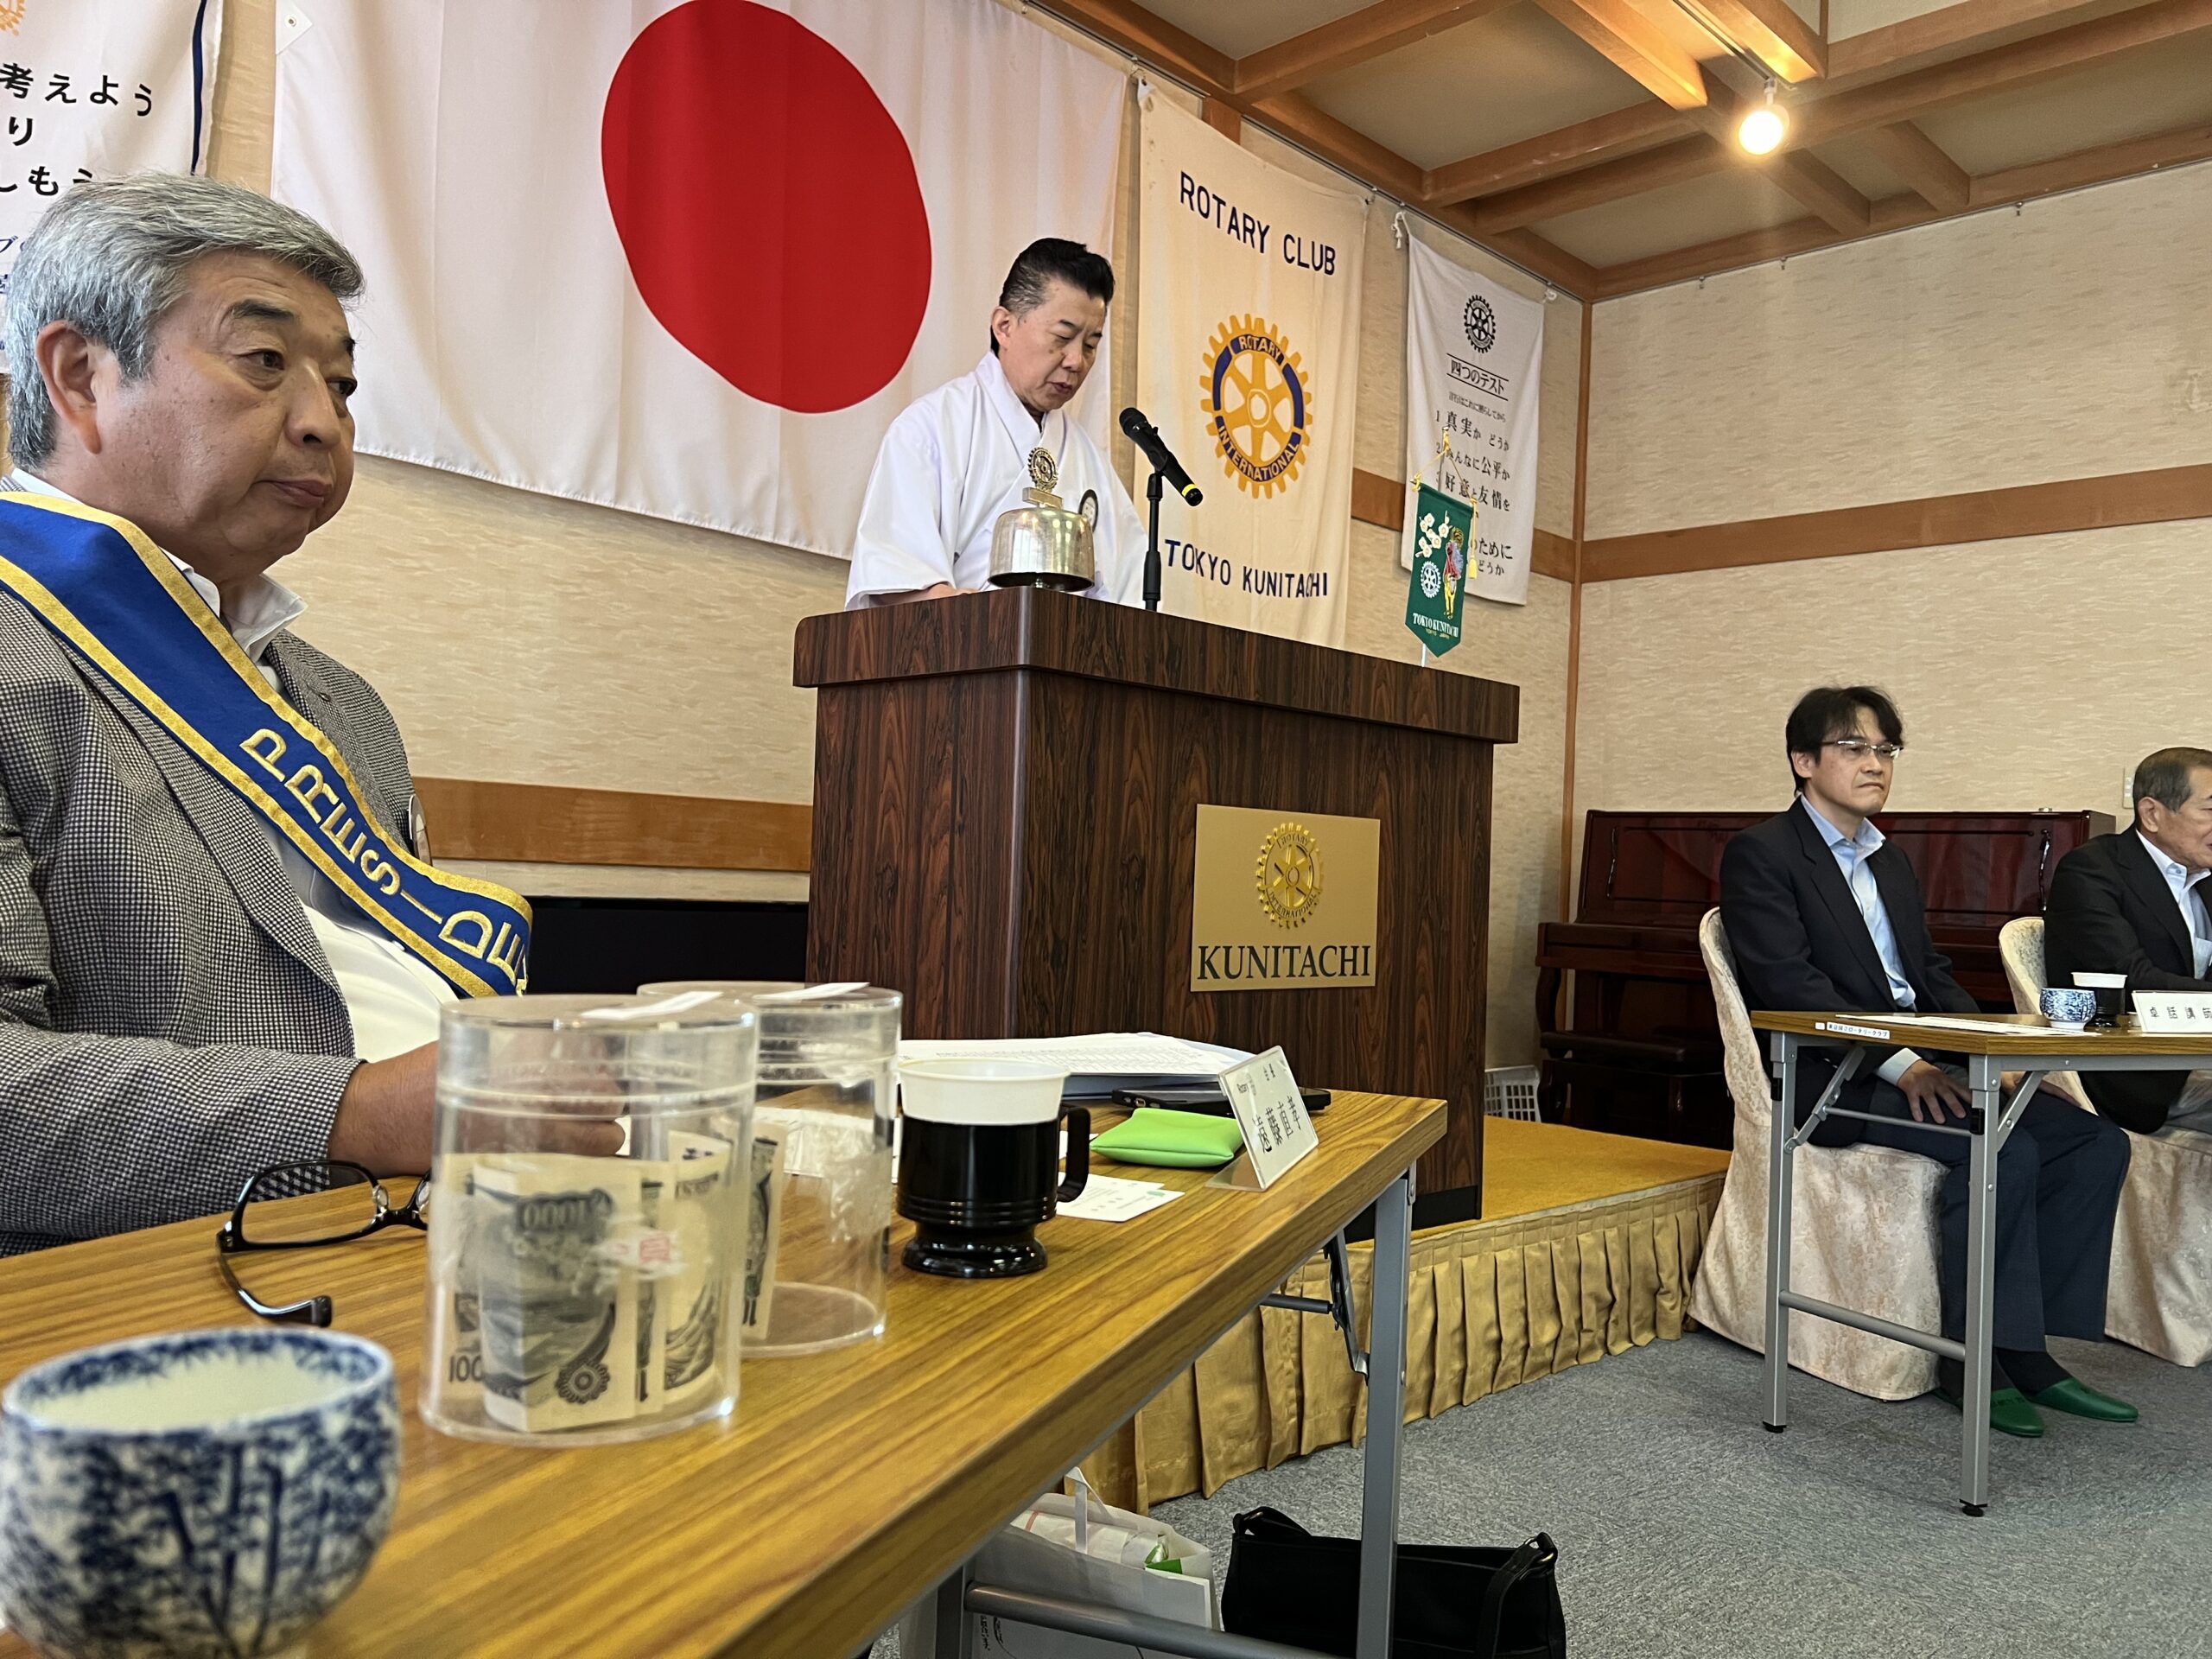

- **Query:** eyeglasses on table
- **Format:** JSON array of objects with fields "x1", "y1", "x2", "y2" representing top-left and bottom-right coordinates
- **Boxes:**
[{"x1": 214, "y1": 1160, "x2": 429, "y2": 1326}]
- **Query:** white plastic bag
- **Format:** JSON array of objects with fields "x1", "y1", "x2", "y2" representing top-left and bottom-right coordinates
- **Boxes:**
[{"x1": 899, "y1": 1471, "x2": 1217, "y2": 1657}]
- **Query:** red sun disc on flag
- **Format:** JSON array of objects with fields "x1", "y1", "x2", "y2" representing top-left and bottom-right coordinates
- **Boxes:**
[{"x1": 601, "y1": 0, "x2": 932, "y2": 415}]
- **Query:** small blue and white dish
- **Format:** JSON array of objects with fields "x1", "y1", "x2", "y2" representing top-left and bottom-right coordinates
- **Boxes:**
[
  {"x1": 2039, "y1": 986, "x2": 2099, "y2": 1031},
  {"x1": 0, "y1": 1329, "x2": 398, "y2": 1659}
]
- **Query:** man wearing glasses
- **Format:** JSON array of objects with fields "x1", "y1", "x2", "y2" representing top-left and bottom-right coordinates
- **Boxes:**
[{"x1": 1722, "y1": 685, "x2": 2133, "y2": 1438}]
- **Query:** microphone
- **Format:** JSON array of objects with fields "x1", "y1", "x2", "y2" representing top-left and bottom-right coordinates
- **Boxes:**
[{"x1": 1120, "y1": 407, "x2": 1203, "y2": 506}]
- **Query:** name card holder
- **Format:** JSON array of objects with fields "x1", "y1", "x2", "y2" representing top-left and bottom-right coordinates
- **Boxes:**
[
  {"x1": 1209, "y1": 1046, "x2": 1320, "y2": 1192},
  {"x1": 2132, "y1": 991, "x2": 2212, "y2": 1033}
]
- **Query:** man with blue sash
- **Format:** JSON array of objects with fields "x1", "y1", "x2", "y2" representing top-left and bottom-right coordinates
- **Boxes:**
[{"x1": 0, "y1": 175, "x2": 528, "y2": 1253}]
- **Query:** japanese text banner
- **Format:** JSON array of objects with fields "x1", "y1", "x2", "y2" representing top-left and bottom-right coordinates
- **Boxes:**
[
  {"x1": 1401, "y1": 233, "x2": 1543, "y2": 607},
  {"x1": 270, "y1": 0, "x2": 1125, "y2": 561},
  {"x1": 0, "y1": 0, "x2": 221, "y2": 346},
  {"x1": 1136, "y1": 90, "x2": 1365, "y2": 646}
]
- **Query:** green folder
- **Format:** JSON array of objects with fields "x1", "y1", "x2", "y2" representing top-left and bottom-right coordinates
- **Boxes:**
[{"x1": 1090, "y1": 1108, "x2": 1245, "y2": 1169}]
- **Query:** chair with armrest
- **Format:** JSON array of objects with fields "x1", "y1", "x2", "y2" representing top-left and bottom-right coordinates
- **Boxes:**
[
  {"x1": 1688, "y1": 908, "x2": 1943, "y2": 1398},
  {"x1": 1999, "y1": 916, "x2": 2212, "y2": 1366}
]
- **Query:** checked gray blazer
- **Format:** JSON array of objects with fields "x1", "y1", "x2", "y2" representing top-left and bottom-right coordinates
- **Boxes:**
[{"x1": 0, "y1": 592, "x2": 425, "y2": 1255}]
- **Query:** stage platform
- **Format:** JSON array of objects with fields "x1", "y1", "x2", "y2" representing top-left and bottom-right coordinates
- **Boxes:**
[{"x1": 1094, "y1": 1117, "x2": 1732, "y2": 1510}]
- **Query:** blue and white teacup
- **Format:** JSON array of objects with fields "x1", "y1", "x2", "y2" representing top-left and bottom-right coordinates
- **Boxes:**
[
  {"x1": 0, "y1": 1329, "x2": 398, "y2": 1659},
  {"x1": 2039, "y1": 986, "x2": 2099, "y2": 1032}
]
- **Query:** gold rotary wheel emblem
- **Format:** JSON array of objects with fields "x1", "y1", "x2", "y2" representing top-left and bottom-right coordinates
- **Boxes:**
[
  {"x1": 1197, "y1": 315, "x2": 1314, "y2": 499},
  {"x1": 1255, "y1": 821, "x2": 1323, "y2": 929}
]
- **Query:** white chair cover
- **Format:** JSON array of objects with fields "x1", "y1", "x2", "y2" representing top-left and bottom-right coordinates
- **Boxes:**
[
  {"x1": 1997, "y1": 915, "x2": 2212, "y2": 1365},
  {"x1": 1688, "y1": 909, "x2": 1943, "y2": 1399}
]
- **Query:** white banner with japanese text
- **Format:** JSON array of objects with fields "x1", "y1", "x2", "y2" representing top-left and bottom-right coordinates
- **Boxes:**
[
  {"x1": 270, "y1": 0, "x2": 1125, "y2": 559},
  {"x1": 0, "y1": 0, "x2": 222, "y2": 338},
  {"x1": 1401, "y1": 233, "x2": 1543, "y2": 606},
  {"x1": 1136, "y1": 89, "x2": 1364, "y2": 645}
]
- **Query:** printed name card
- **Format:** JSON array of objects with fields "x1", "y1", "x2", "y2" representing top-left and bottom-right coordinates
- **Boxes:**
[
  {"x1": 2132, "y1": 991, "x2": 2212, "y2": 1033},
  {"x1": 1217, "y1": 1046, "x2": 1319, "y2": 1190}
]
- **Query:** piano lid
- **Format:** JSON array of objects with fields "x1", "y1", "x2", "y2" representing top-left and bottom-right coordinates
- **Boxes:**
[{"x1": 1574, "y1": 810, "x2": 2117, "y2": 931}]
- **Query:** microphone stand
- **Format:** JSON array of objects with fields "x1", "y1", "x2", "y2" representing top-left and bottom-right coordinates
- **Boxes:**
[{"x1": 1142, "y1": 468, "x2": 1165, "y2": 613}]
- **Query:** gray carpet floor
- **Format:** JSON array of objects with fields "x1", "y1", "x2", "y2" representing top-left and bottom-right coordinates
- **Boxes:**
[{"x1": 1148, "y1": 1331, "x2": 2211, "y2": 1658}]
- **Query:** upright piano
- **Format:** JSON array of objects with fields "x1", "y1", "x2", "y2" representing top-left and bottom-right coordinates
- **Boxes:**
[{"x1": 1535, "y1": 809, "x2": 2116, "y2": 1144}]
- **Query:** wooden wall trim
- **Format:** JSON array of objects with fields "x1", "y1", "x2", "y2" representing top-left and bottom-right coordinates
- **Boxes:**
[
  {"x1": 1581, "y1": 461, "x2": 2212, "y2": 582},
  {"x1": 1560, "y1": 304, "x2": 1592, "y2": 925},
  {"x1": 415, "y1": 779, "x2": 812, "y2": 873},
  {"x1": 1349, "y1": 466, "x2": 1574, "y2": 579}
]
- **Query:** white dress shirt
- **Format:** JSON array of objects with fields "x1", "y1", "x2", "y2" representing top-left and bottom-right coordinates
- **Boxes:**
[
  {"x1": 2136, "y1": 830, "x2": 2212, "y2": 978},
  {"x1": 1800, "y1": 797, "x2": 1924, "y2": 1086},
  {"x1": 847, "y1": 352, "x2": 1145, "y2": 606},
  {"x1": 5, "y1": 471, "x2": 452, "y2": 1059}
]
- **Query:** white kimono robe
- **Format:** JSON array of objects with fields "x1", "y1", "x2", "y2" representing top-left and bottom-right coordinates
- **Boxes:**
[{"x1": 846, "y1": 352, "x2": 1146, "y2": 607}]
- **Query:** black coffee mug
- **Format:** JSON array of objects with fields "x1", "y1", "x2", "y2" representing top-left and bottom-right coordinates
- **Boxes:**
[
  {"x1": 897, "y1": 1062, "x2": 1090, "y2": 1279},
  {"x1": 2073, "y1": 973, "x2": 2127, "y2": 1029}
]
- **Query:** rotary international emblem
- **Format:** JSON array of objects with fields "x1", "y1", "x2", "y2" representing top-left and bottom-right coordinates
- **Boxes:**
[
  {"x1": 1255, "y1": 821, "x2": 1323, "y2": 929},
  {"x1": 1198, "y1": 315, "x2": 1313, "y2": 499},
  {"x1": 1026, "y1": 446, "x2": 1058, "y2": 492},
  {"x1": 1464, "y1": 294, "x2": 1497, "y2": 353}
]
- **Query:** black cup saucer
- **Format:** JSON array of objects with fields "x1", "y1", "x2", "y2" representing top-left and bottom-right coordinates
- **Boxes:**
[{"x1": 903, "y1": 1224, "x2": 1049, "y2": 1279}]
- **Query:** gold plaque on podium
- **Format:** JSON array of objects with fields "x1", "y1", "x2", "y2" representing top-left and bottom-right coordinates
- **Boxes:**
[{"x1": 1192, "y1": 804, "x2": 1380, "y2": 991}]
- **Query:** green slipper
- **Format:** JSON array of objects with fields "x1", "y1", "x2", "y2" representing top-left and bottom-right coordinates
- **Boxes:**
[
  {"x1": 1938, "y1": 1382, "x2": 2045, "y2": 1438},
  {"x1": 2029, "y1": 1377, "x2": 2138, "y2": 1422}
]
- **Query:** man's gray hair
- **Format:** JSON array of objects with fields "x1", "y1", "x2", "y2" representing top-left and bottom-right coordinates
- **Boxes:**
[
  {"x1": 2134, "y1": 747, "x2": 2212, "y2": 819},
  {"x1": 5, "y1": 174, "x2": 363, "y2": 468}
]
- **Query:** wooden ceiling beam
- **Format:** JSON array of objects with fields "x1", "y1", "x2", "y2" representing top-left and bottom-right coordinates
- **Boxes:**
[
  {"x1": 1698, "y1": 0, "x2": 1829, "y2": 80},
  {"x1": 1531, "y1": 0, "x2": 1715, "y2": 109},
  {"x1": 1473, "y1": 135, "x2": 1728, "y2": 229},
  {"x1": 1422, "y1": 104, "x2": 1696, "y2": 204},
  {"x1": 1856, "y1": 122, "x2": 1972, "y2": 211},
  {"x1": 1796, "y1": 0, "x2": 2212, "y2": 143},
  {"x1": 1592, "y1": 194, "x2": 1938, "y2": 294},
  {"x1": 1825, "y1": 0, "x2": 2150, "y2": 83},
  {"x1": 1029, "y1": 0, "x2": 1599, "y2": 296},
  {"x1": 1967, "y1": 116, "x2": 2212, "y2": 202},
  {"x1": 1593, "y1": 112, "x2": 2212, "y2": 294},
  {"x1": 1232, "y1": 0, "x2": 1516, "y2": 100},
  {"x1": 1762, "y1": 149, "x2": 1874, "y2": 230},
  {"x1": 1448, "y1": 0, "x2": 2208, "y2": 232}
]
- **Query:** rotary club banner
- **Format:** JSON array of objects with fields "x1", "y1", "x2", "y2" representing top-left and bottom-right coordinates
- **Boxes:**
[
  {"x1": 1401, "y1": 232, "x2": 1543, "y2": 606},
  {"x1": 271, "y1": 0, "x2": 1125, "y2": 558},
  {"x1": 1403, "y1": 482, "x2": 1470, "y2": 656},
  {"x1": 0, "y1": 0, "x2": 222, "y2": 356},
  {"x1": 1136, "y1": 89, "x2": 1365, "y2": 645}
]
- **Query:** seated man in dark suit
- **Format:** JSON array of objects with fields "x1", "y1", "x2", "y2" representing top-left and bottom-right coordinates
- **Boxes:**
[
  {"x1": 1721, "y1": 685, "x2": 2133, "y2": 1437},
  {"x1": 2045, "y1": 747, "x2": 2212, "y2": 1135}
]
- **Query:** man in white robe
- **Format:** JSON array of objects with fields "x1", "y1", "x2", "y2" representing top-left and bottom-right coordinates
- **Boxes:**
[{"x1": 847, "y1": 238, "x2": 1144, "y2": 607}]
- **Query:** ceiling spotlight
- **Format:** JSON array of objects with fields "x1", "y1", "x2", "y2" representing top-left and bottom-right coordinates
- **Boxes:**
[{"x1": 1738, "y1": 81, "x2": 1786, "y2": 155}]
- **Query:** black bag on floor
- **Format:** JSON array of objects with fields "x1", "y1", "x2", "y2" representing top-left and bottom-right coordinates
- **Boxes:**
[{"x1": 1220, "y1": 1506, "x2": 1566, "y2": 1659}]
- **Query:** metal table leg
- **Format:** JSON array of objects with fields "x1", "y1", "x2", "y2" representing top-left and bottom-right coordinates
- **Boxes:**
[
  {"x1": 1356, "y1": 1170, "x2": 1413, "y2": 1659},
  {"x1": 1763, "y1": 1032, "x2": 1798, "y2": 1432},
  {"x1": 1960, "y1": 1055, "x2": 2001, "y2": 1516}
]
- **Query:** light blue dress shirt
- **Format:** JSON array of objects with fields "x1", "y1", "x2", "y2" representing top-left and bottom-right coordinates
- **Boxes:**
[
  {"x1": 2136, "y1": 830, "x2": 2212, "y2": 978},
  {"x1": 1801, "y1": 797, "x2": 1923, "y2": 1084}
]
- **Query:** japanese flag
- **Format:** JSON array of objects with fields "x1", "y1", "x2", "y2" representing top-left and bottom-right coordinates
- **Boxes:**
[{"x1": 272, "y1": 0, "x2": 1127, "y2": 556}]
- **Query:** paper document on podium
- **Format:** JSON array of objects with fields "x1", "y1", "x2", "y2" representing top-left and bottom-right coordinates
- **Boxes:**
[{"x1": 898, "y1": 1032, "x2": 1251, "y2": 1098}]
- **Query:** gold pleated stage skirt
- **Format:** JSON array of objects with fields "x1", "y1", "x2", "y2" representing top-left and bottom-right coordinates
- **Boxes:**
[{"x1": 1084, "y1": 1119, "x2": 1732, "y2": 1511}]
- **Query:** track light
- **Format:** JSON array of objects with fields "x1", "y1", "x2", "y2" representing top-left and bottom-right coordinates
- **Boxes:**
[{"x1": 1738, "y1": 80, "x2": 1786, "y2": 155}]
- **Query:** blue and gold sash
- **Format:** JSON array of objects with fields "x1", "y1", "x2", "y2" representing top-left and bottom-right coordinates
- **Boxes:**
[{"x1": 0, "y1": 493, "x2": 527, "y2": 996}]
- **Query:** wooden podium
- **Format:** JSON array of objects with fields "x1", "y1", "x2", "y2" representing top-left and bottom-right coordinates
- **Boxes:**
[{"x1": 793, "y1": 588, "x2": 1517, "y2": 1221}]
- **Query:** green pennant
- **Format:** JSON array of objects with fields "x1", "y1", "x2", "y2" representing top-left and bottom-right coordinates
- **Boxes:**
[{"x1": 1405, "y1": 482, "x2": 1472, "y2": 656}]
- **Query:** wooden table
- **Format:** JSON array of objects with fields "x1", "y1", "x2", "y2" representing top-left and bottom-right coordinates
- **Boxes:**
[
  {"x1": 0, "y1": 1090, "x2": 1443, "y2": 1659},
  {"x1": 1751, "y1": 1010, "x2": 2212, "y2": 1515}
]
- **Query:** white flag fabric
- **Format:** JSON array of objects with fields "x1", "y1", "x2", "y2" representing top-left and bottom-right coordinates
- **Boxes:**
[
  {"x1": 1136, "y1": 91, "x2": 1364, "y2": 645},
  {"x1": 0, "y1": 0, "x2": 222, "y2": 349},
  {"x1": 1401, "y1": 235, "x2": 1543, "y2": 606},
  {"x1": 271, "y1": 0, "x2": 1125, "y2": 558}
]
